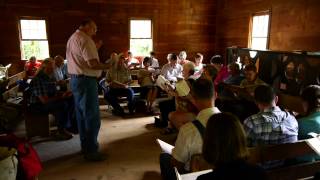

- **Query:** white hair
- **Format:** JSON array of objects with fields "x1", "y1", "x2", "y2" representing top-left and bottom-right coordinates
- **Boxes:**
[
  {"x1": 179, "y1": 51, "x2": 187, "y2": 60},
  {"x1": 167, "y1": 53, "x2": 172, "y2": 61}
]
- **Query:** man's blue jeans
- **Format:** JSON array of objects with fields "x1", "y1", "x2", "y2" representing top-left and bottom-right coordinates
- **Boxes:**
[
  {"x1": 70, "y1": 76, "x2": 100, "y2": 153},
  {"x1": 105, "y1": 87, "x2": 135, "y2": 113}
]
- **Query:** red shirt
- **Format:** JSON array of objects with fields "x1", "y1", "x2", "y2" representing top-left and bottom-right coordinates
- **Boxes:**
[{"x1": 25, "y1": 61, "x2": 42, "y2": 77}]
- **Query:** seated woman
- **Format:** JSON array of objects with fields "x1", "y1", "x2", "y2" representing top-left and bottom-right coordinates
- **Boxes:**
[
  {"x1": 210, "y1": 55, "x2": 229, "y2": 89},
  {"x1": 138, "y1": 57, "x2": 158, "y2": 113},
  {"x1": 218, "y1": 62, "x2": 244, "y2": 98},
  {"x1": 178, "y1": 51, "x2": 191, "y2": 65},
  {"x1": 105, "y1": 53, "x2": 135, "y2": 116},
  {"x1": 197, "y1": 112, "x2": 266, "y2": 180},
  {"x1": 193, "y1": 53, "x2": 204, "y2": 79},
  {"x1": 166, "y1": 62, "x2": 198, "y2": 131},
  {"x1": 29, "y1": 58, "x2": 74, "y2": 140},
  {"x1": 298, "y1": 85, "x2": 320, "y2": 140}
]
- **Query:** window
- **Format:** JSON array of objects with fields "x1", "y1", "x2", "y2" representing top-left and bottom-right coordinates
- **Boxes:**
[
  {"x1": 130, "y1": 19, "x2": 152, "y2": 56},
  {"x1": 249, "y1": 12, "x2": 270, "y2": 50},
  {"x1": 19, "y1": 19, "x2": 49, "y2": 60}
]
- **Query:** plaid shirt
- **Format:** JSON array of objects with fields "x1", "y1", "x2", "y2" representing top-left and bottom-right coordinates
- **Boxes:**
[
  {"x1": 244, "y1": 106, "x2": 298, "y2": 147},
  {"x1": 29, "y1": 71, "x2": 57, "y2": 104}
]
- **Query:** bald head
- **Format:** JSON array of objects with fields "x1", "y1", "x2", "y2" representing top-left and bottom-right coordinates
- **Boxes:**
[{"x1": 79, "y1": 19, "x2": 97, "y2": 37}]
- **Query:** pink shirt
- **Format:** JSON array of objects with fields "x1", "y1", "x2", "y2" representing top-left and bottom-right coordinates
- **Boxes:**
[
  {"x1": 214, "y1": 66, "x2": 229, "y2": 87},
  {"x1": 66, "y1": 30, "x2": 101, "y2": 77}
]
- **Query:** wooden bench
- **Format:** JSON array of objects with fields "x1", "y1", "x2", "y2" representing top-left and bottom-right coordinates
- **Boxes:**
[
  {"x1": 277, "y1": 93, "x2": 305, "y2": 116},
  {"x1": 189, "y1": 140, "x2": 320, "y2": 180},
  {"x1": 22, "y1": 88, "x2": 51, "y2": 138},
  {"x1": 0, "y1": 71, "x2": 51, "y2": 138},
  {"x1": 2, "y1": 71, "x2": 25, "y2": 102}
]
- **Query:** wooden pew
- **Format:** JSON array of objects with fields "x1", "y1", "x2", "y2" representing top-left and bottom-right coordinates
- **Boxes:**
[
  {"x1": 2, "y1": 71, "x2": 25, "y2": 101},
  {"x1": 189, "y1": 140, "x2": 320, "y2": 180},
  {"x1": 277, "y1": 93, "x2": 305, "y2": 116},
  {"x1": 23, "y1": 88, "x2": 51, "y2": 138}
]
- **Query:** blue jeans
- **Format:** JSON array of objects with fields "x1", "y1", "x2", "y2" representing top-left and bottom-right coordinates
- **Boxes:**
[
  {"x1": 105, "y1": 87, "x2": 135, "y2": 113},
  {"x1": 70, "y1": 76, "x2": 100, "y2": 153}
]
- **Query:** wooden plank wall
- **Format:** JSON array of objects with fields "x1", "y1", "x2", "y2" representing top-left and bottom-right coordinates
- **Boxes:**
[
  {"x1": 0, "y1": 0, "x2": 217, "y2": 75},
  {"x1": 215, "y1": 0, "x2": 320, "y2": 55}
]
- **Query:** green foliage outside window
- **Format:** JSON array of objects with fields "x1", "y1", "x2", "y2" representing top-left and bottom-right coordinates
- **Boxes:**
[{"x1": 21, "y1": 41, "x2": 49, "y2": 60}]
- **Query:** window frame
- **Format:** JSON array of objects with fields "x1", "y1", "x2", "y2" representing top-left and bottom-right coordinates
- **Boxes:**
[
  {"x1": 248, "y1": 10, "x2": 271, "y2": 50},
  {"x1": 129, "y1": 18, "x2": 153, "y2": 56},
  {"x1": 18, "y1": 17, "x2": 50, "y2": 60}
]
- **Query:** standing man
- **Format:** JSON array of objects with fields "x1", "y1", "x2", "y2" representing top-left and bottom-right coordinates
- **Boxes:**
[{"x1": 66, "y1": 19, "x2": 110, "y2": 161}]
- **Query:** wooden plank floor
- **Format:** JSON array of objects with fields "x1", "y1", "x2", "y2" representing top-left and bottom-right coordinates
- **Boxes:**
[{"x1": 35, "y1": 105, "x2": 176, "y2": 180}]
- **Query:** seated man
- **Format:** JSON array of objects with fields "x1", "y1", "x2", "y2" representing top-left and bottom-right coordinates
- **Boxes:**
[
  {"x1": 29, "y1": 58, "x2": 74, "y2": 140},
  {"x1": 105, "y1": 53, "x2": 135, "y2": 115},
  {"x1": 155, "y1": 53, "x2": 182, "y2": 127},
  {"x1": 159, "y1": 78, "x2": 220, "y2": 179},
  {"x1": 240, "y1": 64, "x2": 267, "y2": 99},
  {"x1": 150, "y1": 51, "x2": 160, "y2": 68},
  {"x1": 24, "y1": 56, "x2": 41, "y2": 78},
  {"x1": 244, "y1": 85, "x2": 298, "y2": 146},
  {"x1": 54, "y1": 55, "x2": 69, "y2": 91},
  {"x1": 221, "y1": 64, "x2": 267, "y2": 121},
  {"x1": 126, "y1": 51, "x2": 140, "y2": 68},
  {"x1": 167, "y1": 62, "x2": 198, "y2": 131},
  {"x1": 161, "y1": 53, "x2": 182, "y2": 83},
  {"x1": 53, "y1": 55, "x2": 66, "y2": 81}
]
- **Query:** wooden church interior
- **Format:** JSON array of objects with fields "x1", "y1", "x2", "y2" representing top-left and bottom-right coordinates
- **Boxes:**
[{"x1": 0, "y1": 0, "x2": 320, "y2": 179}]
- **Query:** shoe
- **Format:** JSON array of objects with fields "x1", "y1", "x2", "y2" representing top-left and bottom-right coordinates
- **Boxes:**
[
  {"x1": 154, "y1": 117, "x2": 168, "y2": 128},
  {"x1": 84, "y1": 152, "x2": 107, "y2": 162},
  {"x1": 160, "y1": 127, "x2": 176, "y2": 135},
  {"x1": 112, "y1": 109, "x2": 125, "y2": 116},
  {"x1": 54, "y1": 130, "x2": 73, "y2": 141}
]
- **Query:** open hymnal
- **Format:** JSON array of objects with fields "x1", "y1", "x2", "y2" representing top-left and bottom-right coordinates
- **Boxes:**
[
  {"x1": 306, "y1": 133, "x2": 320, "y2": 156},
  {"x1": 175, "y1": 80, "x2": 190, "y2": 97},
  {"x1": 306, "y1": 137, "x2": 320, "y2": 156},
  {"x1": 156, "y1": 139, "x2": 174, "y2": 154},
  {"x1": 174, "y1": 167, "x2": 212, "y2": 180},
  {"x1": 156, "y1": 75, "x2": 171, "y2": 91}
]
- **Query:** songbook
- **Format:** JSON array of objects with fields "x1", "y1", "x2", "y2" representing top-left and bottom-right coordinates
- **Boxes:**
[
  {"x1": 156, "y1": 75, "x2": 171, "y2": 91},
  {"x1": 175, "y1": 80, "x2": 190, "y2": 97},
  {"x1": 174, "y1": 167, "x2": 213, "y2": 180},
  {"x1": 306, "y1": 133, "x2": 320, "y2": 156},
  {"x1": 306, "y1": 137, "x2": 320, "y2": 156},
  {"x1": 156, "y1": 138, "x2": 174, "y2": 154}
]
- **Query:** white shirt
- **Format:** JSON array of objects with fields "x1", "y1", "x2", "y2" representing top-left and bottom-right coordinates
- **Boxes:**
[
  {"x1": 172, "y1": 107, "x2": 221, "y2": 171},
  {"x1": 151, "y1": 58, "x2": 159, "y2": 68},
  {"x1": 54, "y1": 66, "x2": 64, "y2": 81},
  {"x1": 160, "y1": 63, "x2": 183, "y2": 82},
  {"x1": 66, "y1": 30, "x2": 101, "y2": 77}
]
